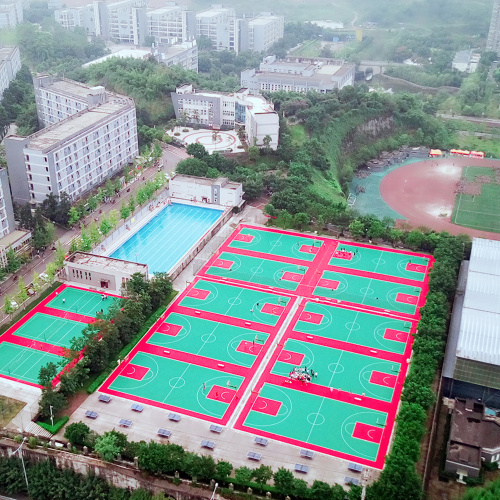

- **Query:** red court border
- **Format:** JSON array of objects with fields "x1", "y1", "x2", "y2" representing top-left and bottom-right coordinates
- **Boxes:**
[
  {"x1": 234, "y1": 295, "x2": 418, "y2": 469},
  {"x1": 99, "y1": 224, "x2": 434, "y2": 467},
  {"x1": 99, "y1": 278, "x2": 297, "y2": 425},
  {"x1": 0, "y1": 284, "x2": 121, "y2": 389}
]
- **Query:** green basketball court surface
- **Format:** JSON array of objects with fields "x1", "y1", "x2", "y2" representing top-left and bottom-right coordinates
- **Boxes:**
[
  {"x1": 100, "y1": 225, "x2": 432, "y2": 469},
  {"x1": 0, "y1": 285, "x2": 121, "y2": 387}
]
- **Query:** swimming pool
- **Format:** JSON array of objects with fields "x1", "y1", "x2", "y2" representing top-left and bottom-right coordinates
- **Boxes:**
[{"x1": 110, "y1": 203, "x2": 224, "y2": 274}]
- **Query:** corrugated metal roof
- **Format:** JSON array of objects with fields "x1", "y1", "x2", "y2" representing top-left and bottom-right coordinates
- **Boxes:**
[
  {"x1": 457, "y1": 310, "x2": 500, "y2": 365},
  {"x1": 456, "y1": 238, "x2": 500, "y2": 365},
  {"x1": 469, "y1": 238, "x2": 500, "y2": 276}
]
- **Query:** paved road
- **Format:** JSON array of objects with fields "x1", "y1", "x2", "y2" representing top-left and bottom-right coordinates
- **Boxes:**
[
  {"x1": 438, "y1": 113, "x2": 500, "y2": 128},
  {"x1": 0, "y1": 146, "x2": 189, "y2": 323}
]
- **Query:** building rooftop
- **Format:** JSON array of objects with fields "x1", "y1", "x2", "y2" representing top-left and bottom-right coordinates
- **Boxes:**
[
  {"x1": 171, "y1": 174, "x2": 241, "y2": 190},
  {"x1": 83, "y1": 49, "x2": 151, "y2": 67},
  {"x1": 248, "y1": 15, "x2": 282, "y2": 26},
  {"x1": 45, "y1": 79, "x2": 103, "y2": 100},
  {"x1": 27, "y1": 101, "x2": 133, "y2": 151},
  {"x1": 67, "y1": 252, "x2": 148, "y2": 274},
  {"x1": 0, "y1": 229, "x2": 31, "y2": 249},
  {"x1": 196, "y1": 7, "x2": 232, "y2": 18},
  {"x1": 455, "y1": 238, "x2": 500, "y2": 366}
]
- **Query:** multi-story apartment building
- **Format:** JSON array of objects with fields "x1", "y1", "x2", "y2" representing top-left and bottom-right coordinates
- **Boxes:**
[
  {"x1": 147, "y1": 4, "x2": 195, "y2": 44},
  {"x1": 196, "y1": 5, "x2": 237, "y2": 52},
  {"x1": 239, "y1": 13, "x2": 284, "y2": 53},
  {"x1": 93, "y1": 0, "x2": 147, "y2": 45},
  {"x1": 487, "y1": 0, "x2": 500, "y2": 55},
  {"x1": 0, "y1": 0, "x2": 23, "y2": 29},
  {"x1": 5, "y1": 90, "x2": 138, "y2": 205},
  {"x1": 0, "y1": 46, "x2": 21, "y2": 99},
  {"x1": 171, "y1": 84, "x2": 279, "y2": 149},
  {"x1": 54, "y1": 5, "x2": 96, "y2": 35},
  {"x1": 241, "y1": 55, "x2": 355, "y2": 94},
  {"x1": 33, "y1": 75, "x2": 119, "y2": 127}
]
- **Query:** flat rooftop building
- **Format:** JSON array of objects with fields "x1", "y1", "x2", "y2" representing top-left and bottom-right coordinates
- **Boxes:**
[
  {"x1": 0, "y1": 46, "x2": 21, "y2": 99},
  {"x1": 242, "y1": 55, "x2": 355, "y2": 94},
  {"x1": 171, "y1": 84, "x2": 279, "y2": 149},
  {"x1": 5, "y1": 83, "x2": 138, "y2": 204}
]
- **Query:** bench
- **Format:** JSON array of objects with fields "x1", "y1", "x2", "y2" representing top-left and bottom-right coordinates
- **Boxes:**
[
  {"x1": 300, "y1": 449, "x2": 314, "y2": 459},
  {"x1": 348, "y1": 462, "x2": 363, "y2": 473},
  {"x1": 98, "y1": 394, "x2": 111, "y2": 403},
  {"x1": 209, "y1": 424, "x2": 223, "y2": 433},
  {"x1": 247, "y1": 451, "x2": 262, "y2": 461},
  {"x1": 131, "y1": 403, "x2": 144, "y2": 412},
  {"x1": 119, "y1": 419, "x2": 132, "y2": 428},
  {"x1": 168, "y1": 413, "x2": 181, "y2": 422},
  {"x1": 201, "y1": 440, "x2": 215, "y2": 449},
  {"x1": 85, "y1": 410, "x2": 98, "y2": 419},
  {"x1": 157, "y1": 429, "x2": 172, "y2": 438},
  {"x1": 254, "y1": 437, "x2": 268, "y2": 446},
  {"x1": 294, "y1": 464, "x2": 309, "y2": 474},
  {"x1": 345, "y1": 477, "x2": 360, "y2": 486}
]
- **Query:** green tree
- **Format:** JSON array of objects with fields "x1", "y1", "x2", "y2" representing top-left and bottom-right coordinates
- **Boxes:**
[
  {"x1": 3, "y1": 295, "x2": 15, "y2": 315},
  {"x1": 64, "y1": 421, "x2": 90, "y2": 446},
  {"x1": 128, "y1": 194, "x2": 136, "y2": 213},
  {"x1": 253, "y1": 464, "x2": 273, "y2": 489},
  {"x1": 273, "y1": 468, "x2": 294, "y2": 496},
  {"x1": 215, "y1": 460, "x2": 233, "y2": 482},
  {"x1": 39, "y1": 362, "x2": 58, "y2": 388},
  {"x1": 248, "y1": 145, "x2": 260, "y2": 162},
  {"x1": 294, "y1": 212, "x2": 310, "y2": 231},
  {"x1": 38, "y1": 389, "x2": 66, "y2": 419},
  {"x1": 54, "y1": 242, "x2": 66, "y2": 269},
  {"x1": 276, "y1": 210, "x2": 294, "y2": 229},
  {"x1": 100, "y1": 218, "x2": 113, "y2": 236},
  {"x1": 32, "y1": 271, "x2": 41, "y2": 292},
  {"x1": 235, "y1": 466, "x2": 253, "y2": 485},
  {"x1": 120, "y1": 202, "x2": 130, "y2": 220},
  {"x1": 16, "y1": 276, "x2": 28, "y2": 304},
  {"x1": 95, "y1": 433, "x2": 122, "y2": 462},
  {"x1": 68, "y1": 206, "x2": 80, "y2": 227},
  {"x1": 349, "y1": 219, "x2": 365, "y2": 240}
]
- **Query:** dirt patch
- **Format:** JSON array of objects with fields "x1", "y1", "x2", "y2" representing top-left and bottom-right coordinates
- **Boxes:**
[{"x1": 379, "y1": 158, "x2": 500, "y2": 240}]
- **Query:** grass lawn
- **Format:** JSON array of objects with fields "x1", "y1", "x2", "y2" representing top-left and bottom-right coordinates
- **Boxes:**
[
  {"x1": 452, "y1": 166, "x2": 500, "y2": 233},
  {"x1": 289, "y1": 124, "x2": 308, "y2": 146},
  {"x1": 290, "y1": 40, "x2": 321, "y2": 57},
  {"x1": 453, "y1": 133, "x2": 500, "y2": 157},
  {"x1": 0, "y1": 396, "x2": 26, "y2": 426},
  {"x1": 310, "y1": 170, "x2": 345, "y2": 204}
]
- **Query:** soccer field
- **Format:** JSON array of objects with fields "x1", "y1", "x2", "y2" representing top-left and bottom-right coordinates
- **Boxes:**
[{"x1": 452, "y1": 166, "x2": 500, "y2": 233}]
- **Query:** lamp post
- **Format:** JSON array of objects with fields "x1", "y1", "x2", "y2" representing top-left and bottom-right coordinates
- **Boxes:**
[
  {"x1": 13, "y1": 437, "x2": 29, "y2": 495},
  {"x1": 210, "y1": 482, "x2": 218, "y2": 500},
  {"x1": 49, "y1": 405, "x2": 54, "y2": 427}
]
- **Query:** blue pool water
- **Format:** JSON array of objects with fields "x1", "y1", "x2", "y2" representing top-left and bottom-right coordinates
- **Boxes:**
[{"x1": 111, "y1": 203, "x2": 223, "y2": 274}]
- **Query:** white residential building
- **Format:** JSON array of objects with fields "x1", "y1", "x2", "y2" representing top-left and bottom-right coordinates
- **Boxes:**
[
  {"x1": 169, "y1": 174, "x2": 243, "y2": 207},
  {"x1": 0, "y1": 46, "x2": 21, "y2": 99},
  {"x1": 5, "y1": 96, "x2": 138, "y2": 205},
  {"x1": 147, "y1": 4, "x2": 196, "y2": 44},
  {"x1": 196, "y1": 5, "x2": 237, "y2": 52},
  {"x1": 0, "y1": 0, "x2": 23, "y2": 29},
  {"x1": 171, "y1": 84, "x2": 279, "y2": 149},
  {"x1": 242, "y1": 55, "x2": 355, "y2": 94},
  {"x1": 242, "y1": 13, "x2": 284, "y2": 53},
  {"x1": 54, "y1": 5, "x2": 96, "y2": 35},
  {"x1": 452, "y1": 50, "x2": 481, "y2": 73}
]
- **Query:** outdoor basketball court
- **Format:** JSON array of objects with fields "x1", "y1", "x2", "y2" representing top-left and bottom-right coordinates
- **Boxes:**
[
  {"x1": 100, "y1": 225, "x2": 433, "y2": 468},
  {"x1": 0, "y1": 285, "x2": 120, "y2": 387}
]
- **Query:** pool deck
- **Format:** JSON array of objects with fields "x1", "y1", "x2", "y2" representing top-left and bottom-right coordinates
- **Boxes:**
[{"x1": 97, "y1": 195, "x2": 228, "y2": 274}]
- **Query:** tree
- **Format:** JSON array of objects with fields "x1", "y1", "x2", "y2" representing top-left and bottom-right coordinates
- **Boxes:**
[
  {"x1": 253, "y1": 464, "x2": 273, "y2": 489},
  {"x1": 32, "y1": 271, "x2": 41, "y2": 292},
  {"x1": 273, "y1": 468, "x2": 294, "y2": 496},
  {"x1": 276, "y1": 210, "x2": 293, "y2": 229},
  {"x1": 95, "y1": 433, "x2": 122, "y2": 462},
  {"x1": 294, "y1": 212, "x2": 310, "y2": 231},
  {"x1": 128, "y1": 194, "x2": 136, "y2": 214},
  {"x1": 3, "y1": 295, "x2": 15, "y2": 315},
  {"x1": 349, "y1": 219, "x2": 365, "y2": 240},
  {"x1": 100, "y1": 218, "x2": 113, "y2": 236},
  {"x1": 309, "y1": 480, "x2": 333, "y2": 500},
  {"x1": 215, "y1": 461, "x2": 233, "y2": 482},
  {"x1": 16, "y1": 276, "x2": 28, "y2": 304},
  {"x1": 54, "y1": 242, "x2": 66, "y2": 269},
  {"x1": 248, "y1": 145, "x2": 260, "y2": 162},
  {"x1": 120, "y1": 202, "x2": 130, "y2": 221},
  {"x1": 68, "y1": 206, "x2": 80, "y2": 227},
  {"x1": 38, "y1": 388, "x2": 66, "y2": 419},
  {"x1": 262, "y1": 134, "x2": 272, "y2": 154},
  {"x1": 64, "y1": 421, "x2": 90, "y2": 446},
  {"x1": 186, "y1": 143, "x2": 209, "y2": 159},
  {"x1": 235, "y1": 466, "x2": 254, "y2": 485},
  {"x1": 39, "y1": 362, "x2": 59, "y2": 388}
]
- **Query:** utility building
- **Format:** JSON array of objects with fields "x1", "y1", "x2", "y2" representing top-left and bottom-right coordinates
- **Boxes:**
[{"x1": 443, "y1": 238, "x2": 500, "y2": 408}]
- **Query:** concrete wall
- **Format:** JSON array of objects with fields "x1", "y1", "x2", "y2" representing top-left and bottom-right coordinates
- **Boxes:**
[{"x1": 4, "y1": 135, "x2": 30, "y2": 204}]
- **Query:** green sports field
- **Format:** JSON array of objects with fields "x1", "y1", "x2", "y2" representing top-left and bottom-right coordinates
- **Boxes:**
[
  {"x1": 205, "y1": 252, "x2": 308, "y2": 291},
  {"x1": 179, "y1": 280, "x2": 292, "y2": 325},
  {"x1": 47, "y1": 287, "x2": 119, "y2": 316},
  {"x1": 229, "y1": 228, "x2": 322, "y2": 261},
  {"x1": 314, "y1": 270, "x2": 420, "y2": 315},
  {"x1": 148, "y1": 313, "x2": 268, "y2": 367},
  {"x1": 273, "y1": 339, "x2": 399, "y2": 402},
  {"x1": 295, "y1": 301, "x2": 412, "y2": 355},
  {"x1": 452, "y1": 166, "x2": 500, "y2": 233},
  {"x1": 328, "y1": 244, "x2": 429, "y2": 281},
  {"x1": 242, "y1": 383, "x2": 387, "y2": 461},
  {"x1": 12, "y1": 313, "x2": 87, "y2": 349},
  {"x1": 109, "y1": 352, "x2": 244, "y2": 419},
  {"x1": 0, "y1": 342, "x2": 66, "y2": 385}
]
